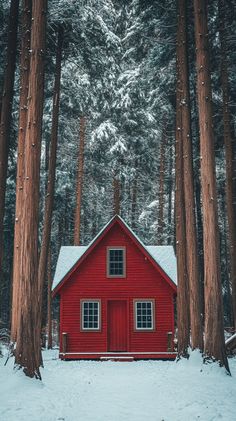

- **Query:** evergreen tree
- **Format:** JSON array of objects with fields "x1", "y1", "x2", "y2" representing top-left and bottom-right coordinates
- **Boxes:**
[
  {"x1": 193, "y1": 0, "x2": 229, "y2": 371},
  {"x1": 14, "y1": 0, "x2": 47, "y2": 379}
]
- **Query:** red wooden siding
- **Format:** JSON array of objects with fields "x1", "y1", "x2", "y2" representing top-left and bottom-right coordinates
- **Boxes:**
[{"x1": 58, "y1": 222, "x2": 176, "y2": 359}]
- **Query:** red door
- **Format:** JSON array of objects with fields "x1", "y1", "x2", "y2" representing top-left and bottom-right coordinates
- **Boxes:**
[{"x1": 108, "y1": 300, "x2": 128, "y2": 352}]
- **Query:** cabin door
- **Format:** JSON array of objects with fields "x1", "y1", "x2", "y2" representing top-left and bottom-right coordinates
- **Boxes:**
[{"x1": 107, "y1": 300, "x2": 128, "y2": 352}]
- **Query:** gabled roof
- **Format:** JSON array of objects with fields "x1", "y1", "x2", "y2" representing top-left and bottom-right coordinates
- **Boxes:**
[{"x1": 52, "y1": 215, "x2": 177, "y2": 296}]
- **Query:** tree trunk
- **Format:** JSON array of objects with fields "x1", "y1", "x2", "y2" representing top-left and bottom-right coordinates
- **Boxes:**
[
  {"x1": 157, "y1": 119, "x2": 166, "y2": 244},
  {"x1": 74, "y1": 116, "x2": 86, "y2": 245},
  {"x1": 233, "y1": 126, "x2": 236, "y2": 245},
  {"x1": 113, "y1": 176, "x2": 120, "y2": 215},
  {"x1": 167, "y1": 139, "x2": 173, "y2": 244},
  {"x1": 194, "y1": 161, "x2": 205, "y2": 318},
  {"x1": 37, "y1": 25, "x2": 63, "y2": 348},
  {"x1": 92, "y1": 194, "x2": 98, "y2": 237},
  {"x1": 221, "y1": 191, "x2": 233, "y2": 326},
  {"x1": 0, "y1": 0, "x2": 19, "y2": 275},
  {"x1": 219, "y1": 0, "x2": 236, "y2": 330},
  {"x1": 14, "y1": 0, "x2": 47, "y2": 379},
  {"x1": 64, "y1": 187, "x2": 71, "y2": 244},
  {"x1": 175, "y1": 116, "x2": 189, "y2": 358},
  {"x1": 11, "y1": 0, "x2": 32, "y2": 343},
  {"x1": 47, "y1": 248, "x2": 52, "y2": 349},
  {"x1": 193, "y1": 0, "x2": 229, "y2": 371},
  {"x1": 176, "y1": 9, "x2": 190, "y2": 356},
  {"x1": 193, "y1": 94, "x2": 205, "y2": 318},
  {"x1": 131, "y1": 177, "x2": 137, "y2": 229},
  {"x1": 178, "y1": 0, "x2": 203, "y2": 351}
]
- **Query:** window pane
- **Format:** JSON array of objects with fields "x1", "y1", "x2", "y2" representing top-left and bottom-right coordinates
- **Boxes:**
[
  {"x1": 82, "y1": 301, "x2": 99, "y2": 329},
  {"x1": 108, "y1": 249, "x2": 124, "y2": 276},
  {"x1": 135, "y1": 301, "x2": 153, "y2": 329}
]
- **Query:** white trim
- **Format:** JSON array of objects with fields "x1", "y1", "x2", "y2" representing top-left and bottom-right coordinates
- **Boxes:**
[
  {"x1": 134, "y1": 300, "x2": 154, "y2": 330},
  {"x1": 100, "y1": 356, "x2": 134, "y2": 360},
  {"x1": 60, "y1": 352, "x2": 177, "y2": 355},
  {"x1": 81, "y1": 300, "x2": 100, "y2": 331}
]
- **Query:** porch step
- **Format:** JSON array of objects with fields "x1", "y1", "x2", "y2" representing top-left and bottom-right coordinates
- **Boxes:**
[{"x1": 100, "y1": 356, "x2": 134, "y2": 361}]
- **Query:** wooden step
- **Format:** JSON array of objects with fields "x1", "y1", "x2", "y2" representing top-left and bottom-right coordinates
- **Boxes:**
[{"x1": 100, "y1": 356, "x2": 134, "y2": 361}]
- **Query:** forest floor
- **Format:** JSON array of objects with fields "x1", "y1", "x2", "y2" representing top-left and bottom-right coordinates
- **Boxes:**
[{"x1": 0, "y1": 349, "x2": 236, "y2": 421}]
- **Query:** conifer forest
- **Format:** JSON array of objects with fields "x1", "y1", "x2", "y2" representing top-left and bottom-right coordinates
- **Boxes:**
[{"x1": 0, "y1": 0, "x2": 236, "y2": 380}]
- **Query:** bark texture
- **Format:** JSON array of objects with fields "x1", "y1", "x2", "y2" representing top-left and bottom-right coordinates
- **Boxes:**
[
  {"x1": 14, "y1": 0, "x2": 47, "y2": 379},
  {"x1": 157, "y1": 120, "x2": 166, "y2": 244},
  {"x1": 167, "y1": 139, "x2": 173, "y2": 243},
  {"x1": 37, "y1": 26, "x2": 63, "y2": 343},
  {"x1": 0, "y1": 0, "x2": 19, "y2": 273},
  {"x1": 176, "y1": 9, "x2": 190, "y2": 356},
  {"x1": 131, "y1": 177, "x2": 137, "y2": 229},
  {"x1": 11, "y1": 0, "x2": 32, "y2": 343},
  {"x1": 175, "y1": 114, "x2": 189, "y2": 358},
  {"x1": 193, "y1": 0, "x2": 229, "y2": 371},
  {"x1": 74, "y1": 116, "x2": 86, "y2": 245},
  {"x1": 178, "y1": 0, "x2": 203, "y2": 350},
  {"x1": 113, "y1": 177, "x2": 120, "y2": 216},
  {"x1": 219, "y1": 0, "x2": 236, "y2": 330},
  {"x1": 47, "y1": 249, "x2": 52, "y2": 349}
]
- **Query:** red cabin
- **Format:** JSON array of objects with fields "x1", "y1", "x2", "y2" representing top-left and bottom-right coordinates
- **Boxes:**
[{"x1": 52, "y1": 215, "x2": 177, "y2": 360}]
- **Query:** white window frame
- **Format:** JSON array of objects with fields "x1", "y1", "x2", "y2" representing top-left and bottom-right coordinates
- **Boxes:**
[
  {"x1": 81, "y1": 300, "x2": 101, "y2": 331},
  {"x1": 134, "y1": 299, "x2": 155, "y2": 331}
]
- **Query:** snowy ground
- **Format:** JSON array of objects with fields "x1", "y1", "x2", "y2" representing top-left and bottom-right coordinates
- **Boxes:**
[{"x1": 0, "y1": 349, "x2": 236, "y2": 421}]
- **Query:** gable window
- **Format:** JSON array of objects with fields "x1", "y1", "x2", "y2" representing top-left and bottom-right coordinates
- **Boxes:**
[
  {"x1": 107, "y1": 247, "x2": 126, "y2": 277},
  {"x1": 81, "y1": 300, "x2": 100, "y2": 330},
  {"x1": 134, "y1": 300, "x2": 155, "y2": 330}
]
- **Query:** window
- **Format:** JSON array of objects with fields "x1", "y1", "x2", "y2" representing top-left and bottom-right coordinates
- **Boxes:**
[
  {"x1": 81, "y1": 300, "x2": 100, "y2": 330},
  {"x1": 134, "y1": 300, "x2": 155, "y2": 330},
  {"x1": 107, "y1": 247, "x2": 126, "y2": 277}
]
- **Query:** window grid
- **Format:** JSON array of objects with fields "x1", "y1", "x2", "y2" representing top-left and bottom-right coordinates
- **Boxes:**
[
  {"x1": 109, "y1": 249, "x2": 124, "y2": 276},
  {"x1": 82, "y1": 301, "x2": 100, "y2": 330},
  {"x1": 135, "y1": 301, "x2": 154, "y2": 330}
]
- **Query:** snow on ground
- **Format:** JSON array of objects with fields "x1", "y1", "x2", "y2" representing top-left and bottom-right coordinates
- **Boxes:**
[{"x1": 0, "y1": 349, "x2": 236, "y2": 421}]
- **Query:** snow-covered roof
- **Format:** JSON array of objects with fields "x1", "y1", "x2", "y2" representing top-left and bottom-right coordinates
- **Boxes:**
[
  {"x1": 52, "y1": 215, "x2": 177, "y2": 291},
  {"x1": 146, "y1": 246, "x2": 177, "y2": 286},
  {"x1": 53, "y1": 246, "x2": 88, "y2": 291}
]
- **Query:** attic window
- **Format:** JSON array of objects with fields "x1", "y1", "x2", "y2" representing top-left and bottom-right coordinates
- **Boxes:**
[{"x1": 107, "y1": 247, "x2": 126, "y2": 277}]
